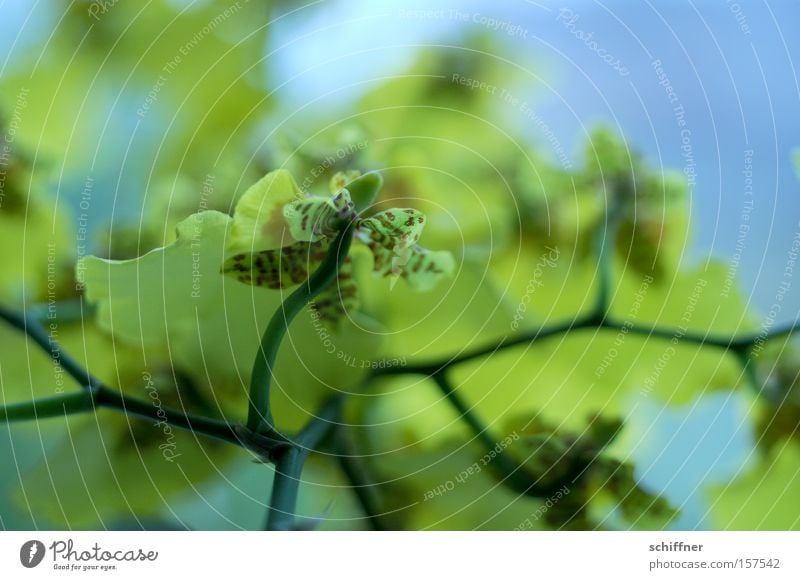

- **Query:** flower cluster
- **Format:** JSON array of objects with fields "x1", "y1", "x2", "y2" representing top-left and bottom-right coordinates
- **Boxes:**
[{"x1": 222, "y1": 169, "x2": 454, "y2": 325}]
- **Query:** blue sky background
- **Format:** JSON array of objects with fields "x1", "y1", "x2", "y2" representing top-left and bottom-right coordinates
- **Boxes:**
[{"x1": 266, "y1": 0, "x2": 800, "y2": 322}]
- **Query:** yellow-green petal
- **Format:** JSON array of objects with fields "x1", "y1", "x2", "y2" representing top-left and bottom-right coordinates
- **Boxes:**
[
  {"x1": 228, "y1": 170, "x2": 304, "y2": 255},
  {"x1": 332, "y1": 171, "x2": 383, "y2": 213}
]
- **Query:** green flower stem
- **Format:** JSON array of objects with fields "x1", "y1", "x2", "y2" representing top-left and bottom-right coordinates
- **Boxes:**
[
  {"x1": 265, "y1": 395, "x2": 344, "y2": 530},
  {"x1": 430, "y1": 372, "x2": 498, "y2": 452},
  {"x1": 266, "y1": 445, "x2": 304, "y2": 531},
  {"x1": 0, "y1": 384, "x2": 244, "y2": 447},
  {"x1": 375, "y1": 317, "x2": 800, "y2": 377},
  {"x1": 93, "y1": 387, "x2": 242, "y2": 446},
  {"x1": 593, "y1": 199, "x2": 624, "y2": 319},
  {"x1": 375, "y1": 314, "x2": 597, "y2": 376},
  {"x1": 294, "y1": 394, "x2": 344, "y2": 448},
  {"x1": 0, "y1": 302, "x2": 251, "y2": 448},
  {"x1": 247, "y1": 223, "x2": 354, "y2": 435},
  {"x1": 0, "y1": 388, "x2": 98, "y2": 422},
  {"x1": 0, "y1": 303, "x2": 97, "y2": 388},
  {"x1": 431, "y1": 372, "x2": 583, "y2": 497}
]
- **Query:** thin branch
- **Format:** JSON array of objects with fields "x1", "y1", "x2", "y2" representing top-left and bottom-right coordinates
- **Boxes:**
[
  {"x1": 372, "y1": 314, "x2": 597, "y2": 376},
  {"x1": 371, "y1": 189, "x2": 796, "y2": 378},
  {"x1": 334, "y1": 427, "x2": 387, "y2": 531},
  {"x1": 1, "y1": 299, "x2": 255, "y2": 448},
  {"x1": 0, "y1": 303, "x2": 97, "y2": 388},
  {"x1": 430, "y1": 372, "x2": 497, "y2": 452},
  {"x1": 247, "y1": 223, "x2": 355, "y2": 435},
  {"x1": 732, "y1": 349, "x2": 765, "y2": 398},
  {"x1": 364, "y1": 193, "x2": 800, "y2": 511},
  {"x1": 430, "y1": 371, "x2": 585, "y2": 498},
  {"x1": 593, "y1": 197, "x2": 624, "y2": 318},
  {"x1": 295, "y1": 395, "x2": 344, "y2": 449},
  {"x1": 374, "y1": 316, "x2": 800, "y2": 377},
  {"x1": 0, "y1": 388, "x2": 99, "y2": 422},
  {"x1": 26, "y1": 298, "x2": 95, "y2": 325},
  {"x1": 0, "y1": 383, "x2": 245, "y2": 447},
  {"x1": 94, "y1": 387, "x2": 243, "y2": 446}
]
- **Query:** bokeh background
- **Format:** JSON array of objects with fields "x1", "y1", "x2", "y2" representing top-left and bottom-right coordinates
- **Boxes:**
[{"x1": 1, "y1": 0, "x2": 799, "y2": 530}]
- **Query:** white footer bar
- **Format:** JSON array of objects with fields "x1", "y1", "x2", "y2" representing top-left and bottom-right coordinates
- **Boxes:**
[{"x1": 1, "y1": 532, "x2": 797, "y2": 578}]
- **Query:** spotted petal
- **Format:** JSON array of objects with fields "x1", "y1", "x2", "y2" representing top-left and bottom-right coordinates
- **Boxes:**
[
  {"x1": 283, "y1": 189, "x2": 356, "y2": 242},
  {"x1": 396, "y1": 246, "x2": 455, "y2": 291},
  {"x1": 357, "y1": 208, "x2": 426, "y2": 252},
  {"x1": 355, "y1": 209, "x2": 453, "y2": 290},
  {"x1": 222, "y1": 241, "x2": 329, "y2": 289},
  {"x1": 223, "y1": 239, "x2": 360, "y2": 328}
]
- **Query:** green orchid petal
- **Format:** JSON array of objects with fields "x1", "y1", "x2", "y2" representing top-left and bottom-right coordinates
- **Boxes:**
[
  {"x1": 283, "y1": 189, "x2": 355, "y2": 242},
  {"x1": 329, "y1": 170, "x2": 362, "y2": 194},
  {"x1": 223, "y1": 240, "x2": 359, "y2": 328},
  {"x1": 309, "y1": 255, "x2": 359, "y2": 328},
  {"x1": 397, "y1": 246, "x2": 455, "y2": 291},
  {"x1": 706, "y1": 443, "x2": 800, "y2": 529},
  {"x1": 355, "y1": 208, "x2": 453, "y2": 291},
  {"x1": 358, "y1": 208, "x2": 426, "y2": 251},
  {"x1": 222, "y1": 241, "x2": 328, "y2": 289},
  {"x1": 80, "y1": 211, "x2": 234, "y2": 348},
  {"x1": 332, "y1": 170, "x2": 383, "y2": 213},
  {"x1": 228, "y1": 169, "x2": 304, "y2": 255}
]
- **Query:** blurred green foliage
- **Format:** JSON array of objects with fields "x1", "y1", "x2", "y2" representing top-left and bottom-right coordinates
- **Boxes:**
[{"x1": 1, "y1": 0, "x2": 798, "y2": 531}]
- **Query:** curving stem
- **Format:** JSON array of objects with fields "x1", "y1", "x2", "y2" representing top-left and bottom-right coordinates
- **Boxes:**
[{"x1": 247, "y1": 223, "x2": 355, "y2": 435}]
